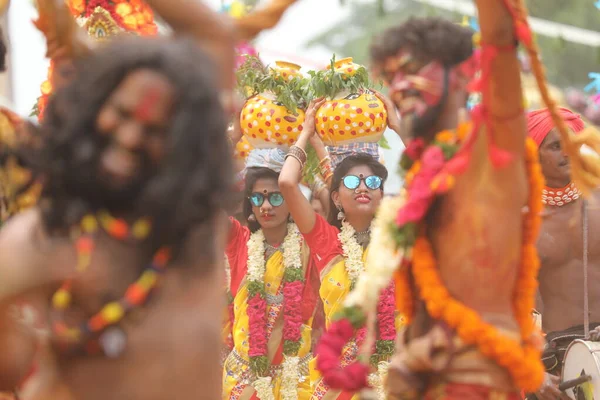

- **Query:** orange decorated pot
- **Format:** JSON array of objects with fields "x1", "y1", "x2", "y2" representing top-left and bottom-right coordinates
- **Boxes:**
[{"x1": 315, "y1": 89, "x2": 387, "y2": 146}]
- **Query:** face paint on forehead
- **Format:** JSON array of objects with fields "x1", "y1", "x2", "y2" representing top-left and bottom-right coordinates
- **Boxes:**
[{"x1": 135, "y1": 87, "x2": 163, "y2": 123}]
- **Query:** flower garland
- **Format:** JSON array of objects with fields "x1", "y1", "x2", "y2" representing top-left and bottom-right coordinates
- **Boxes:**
[
  {"x1": 316, "y1": 124, "x2": 545, "y2": 393},
  {"x1": 246, "y1": 223, "x2": 304, "y2": 399},
  {"x1": 402, "y1": 142, "x2": 544, "y2": 393},
  {"x1": 224, "y1": 256, "x2": 234, "y2": 351},
  {"x1": 316, "y1": 223, "x2": 396, "y2": 389}
]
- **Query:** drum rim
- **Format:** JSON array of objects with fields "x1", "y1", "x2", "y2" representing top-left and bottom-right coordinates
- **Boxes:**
[{"x1": 561, "y1": 338, "x2": 599, "y2": 399}]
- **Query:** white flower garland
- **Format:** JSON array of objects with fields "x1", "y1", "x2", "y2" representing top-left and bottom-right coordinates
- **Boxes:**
[
  {"x1": 367, "y1": 361, "x2": 390, "y2": 400},
  {"x1": 225, "y1": 256, "x2": 232, "y2": 289},
  {"x1": 280, "y1": 355, "x2": 301, "y2": 400},
  {"x1": 246, "y1": 223, "x2": 303, "y2": 400},
  {"x1": 338, "y1": 222, "x2": 365, "y2": 284},
  {"x1": 253, "y1": 377, "x2": 275, "y2": 400},
  {"x1": 345, "y1": 195, "x2": 405, "y2": 310}
]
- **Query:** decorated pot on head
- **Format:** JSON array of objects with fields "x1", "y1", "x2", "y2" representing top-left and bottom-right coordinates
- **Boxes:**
[
  {"x1": 235, "y1": 136, "x2": 254, "y2": 160},
  {"x1": 309, "y1": 57, "x2": 387, "y2": 166},
  {"x1": 237, "y1": 58, "x2": 307, "y2": 149}
]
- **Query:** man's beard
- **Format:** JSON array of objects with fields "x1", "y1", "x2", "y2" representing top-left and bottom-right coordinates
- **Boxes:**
[
  {"x1": 406, "y1": 68, "x2": 450, "y2": 140},
  {"x1": 67, "y1": 134, "x2": 155, "y2": 214}
]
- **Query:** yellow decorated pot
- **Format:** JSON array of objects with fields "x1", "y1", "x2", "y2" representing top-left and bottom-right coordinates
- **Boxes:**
[
  {"x1": 269, "y1": 61, "x2": 303, "y2": 81},
  {"x1": 331, "y1": 57, "x2": 361, "y2": 79},
  {"x1": 315, "y1": 89, "x2": 387, "y2": 146},
  {"x1": 240, "y1": 92, "x2": 306, "y2": 149},
  {"x1": 235, "y1": 136, "x2": 253, "y2": 159},
  {"x1": 315, "y1": 57, "x2": 387, "y2": 146},
  {"x1": 239, "y1": 61, "x2": 306, "y2": 149}
]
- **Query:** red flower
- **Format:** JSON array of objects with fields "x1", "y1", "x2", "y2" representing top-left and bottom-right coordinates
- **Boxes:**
[
  {"x1": 396, "y1": 146, "x2": 446, "y2": 225},
  {"x1": 283, "y1": 280, "x2": 304, "y2": 342},
  {"x1": 404, "y1": 138, "x2": 426, "y2": 160},
  {"x1": 377, "y1": 284, "x2": 397, "y2": 341},
  {"x1": 247, "y1": 294, "x2": 268, "y2": 357}
]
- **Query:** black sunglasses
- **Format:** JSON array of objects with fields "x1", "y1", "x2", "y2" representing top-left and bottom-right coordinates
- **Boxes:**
[
  {"x1": 249, "y1": 191, "x2": 285, "y2": 207},
  {"x1": 342, "y1": 175, "x2": 383, "y2": 190}
]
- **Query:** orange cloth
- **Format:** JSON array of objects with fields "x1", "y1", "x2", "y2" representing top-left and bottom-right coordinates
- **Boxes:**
[{"x1": 526, "y1": 107, "x2": 585, "y2": 146}]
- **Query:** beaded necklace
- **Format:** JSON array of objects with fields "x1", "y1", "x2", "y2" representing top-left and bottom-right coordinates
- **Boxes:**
[
  {"x1": 50, "y1": 211, "x2": 170, "y2": 357},
  {"x1": 542, "y1": 182, "x2": 581, "y2": 206}
]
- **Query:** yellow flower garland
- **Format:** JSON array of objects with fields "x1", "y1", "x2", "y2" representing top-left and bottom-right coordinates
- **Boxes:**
[{"x1": 397, "y1": 138, "x2": 545, "y2": 392}]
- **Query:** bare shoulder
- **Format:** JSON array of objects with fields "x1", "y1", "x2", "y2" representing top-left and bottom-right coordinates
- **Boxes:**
[{"x1": 0, "y1": 208, "x2": 64, "y2": 300}]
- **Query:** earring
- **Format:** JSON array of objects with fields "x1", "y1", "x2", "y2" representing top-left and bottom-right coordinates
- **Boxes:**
[
  {"x1": 336, "y1": 205, "x2": 345, "y2": 221},
  {"x1": 248, "y1": 214, "x2": 256, "y2": 222}
]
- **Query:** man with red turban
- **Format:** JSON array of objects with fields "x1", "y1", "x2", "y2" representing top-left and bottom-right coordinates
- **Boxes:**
[{"x1": 526, "y1": 107, "x2": 598, "y2": 400}]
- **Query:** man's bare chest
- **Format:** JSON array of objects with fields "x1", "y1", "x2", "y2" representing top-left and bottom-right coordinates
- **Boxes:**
[{"x1": 538, "y1": 201, "x2": 600, "y2": 268}]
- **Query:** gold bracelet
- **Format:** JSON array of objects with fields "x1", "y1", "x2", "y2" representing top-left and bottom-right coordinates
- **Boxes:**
[
  {"x1": 319, "y1": 163, "x2": 332, "y2": 178},
  {"x1": 289, "y1": 145, "x2": 308, "y2": 164},
  {"x1": 319, "y1": 156, "x2": 331, "y2": 167},
  {"x1": 286, "y1": 153, "x2": 305, "y2": 169}
]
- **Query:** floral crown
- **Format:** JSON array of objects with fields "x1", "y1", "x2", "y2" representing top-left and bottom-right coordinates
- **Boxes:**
[
  {"x1": 33, "y1": 0, "x2": 158, "y2": 119},
  {"x1": 68, "y1": 0, "x2": 158, "y2": 38}
]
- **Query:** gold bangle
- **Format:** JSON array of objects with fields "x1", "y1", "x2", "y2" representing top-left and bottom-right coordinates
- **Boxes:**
[
  {"x1": 286, "y1": 153, "x2": 305, "y2": 169},
  {"x1": 319, "y1": 156, "x2": 331, "y2": 167},
  {"x1": 289, "y1": 145, "x2": 308, "y2": 164}
]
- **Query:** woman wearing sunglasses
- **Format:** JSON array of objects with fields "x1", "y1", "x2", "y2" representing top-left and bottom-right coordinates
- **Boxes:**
[
  {"x1": 279, "y1": 100, "x2": 398, "y2": 400},
  {"x1": 223, "y1": 161, "x2": 319, "y2": 400}
]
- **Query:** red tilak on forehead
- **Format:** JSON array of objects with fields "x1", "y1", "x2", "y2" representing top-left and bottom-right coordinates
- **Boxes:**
[{"x1": 135, "y1": 87, "x2": 162, "y2": 122}]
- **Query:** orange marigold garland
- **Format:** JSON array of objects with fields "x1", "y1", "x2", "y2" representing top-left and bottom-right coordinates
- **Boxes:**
[{"x1": 399, "y1": 138, "x2": 545, "y2": 392}]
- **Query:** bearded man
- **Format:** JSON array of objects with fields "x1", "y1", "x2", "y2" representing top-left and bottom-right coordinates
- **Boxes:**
[
  {"x1": 0, "y1": 35, "x2": 233, "y2": 399},
  {"x1": 364, "y1": 1, "x2": 547, "y2": 398},
  {"x1": 526, "y1": 107, "x2": 600, "y2": 400}
]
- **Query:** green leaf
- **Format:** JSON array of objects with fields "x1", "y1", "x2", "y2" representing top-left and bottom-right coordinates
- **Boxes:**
[
  {"x1": 283, "y1": 339, "x2": 303, "y2": 356},
  {"x1": 378, "y1": 135, "x2": 390, "y2": 150},
  {"x1": 236, "y1": 56, "x2": 308, "y2": 113},
  {"x1": 249, "y1": 355, "x2": 269, "y2": 377}
]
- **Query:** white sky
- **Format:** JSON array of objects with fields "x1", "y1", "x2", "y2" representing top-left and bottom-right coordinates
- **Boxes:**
[{"x1": 7, "y1": 0, "x2": 403, "y2": 192}]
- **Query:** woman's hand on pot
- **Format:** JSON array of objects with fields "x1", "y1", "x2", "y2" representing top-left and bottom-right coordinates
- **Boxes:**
[
  {"x1": 372, "y1": 90, "x2": 401, "y2": 134},
  {"x1": 301, "y1": 98, "x2": 326, "y2": 139}
]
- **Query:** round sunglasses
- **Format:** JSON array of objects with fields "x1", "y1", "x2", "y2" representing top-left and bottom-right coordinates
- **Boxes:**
[
  {"x1": 249, "y1": 191, "x2": 285, "y2": 207},
  {"x1": 342, "y1": 175, "x2": 383, "y2": 191}
]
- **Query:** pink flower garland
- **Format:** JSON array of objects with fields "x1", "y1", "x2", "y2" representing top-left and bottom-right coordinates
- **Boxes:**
[
  {"x1": 283, "y1": 280, "x2": 304, "y2": 345},
  {"x1": 377, "y1": 284, "x2": 397, "y2": 342},
  {"x1": 316, "y1": 319, "x2": 370, "y2": 391},
  {"x1": 396, "y1": 146, "x2": 445, "y2": 226},
  {"x1": 315, "y1": 282, "x2": 397, "y2": 392},
  {"x1": 248, "y1": 293, "x2": 268, "y2": 357}
]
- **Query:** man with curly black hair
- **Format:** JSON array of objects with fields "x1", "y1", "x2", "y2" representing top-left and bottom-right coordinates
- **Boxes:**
[
  {"x1": 371, "y1": 8, "x2": 541, "y2": 400},
  {"x1": 370, "y1": 17, "x2": 476, "y2": 141},
  {"x1": 0, "y1": 35, "x2": 233, "y2": 399}
]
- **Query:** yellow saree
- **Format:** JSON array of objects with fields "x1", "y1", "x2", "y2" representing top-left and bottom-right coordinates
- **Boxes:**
[{"x1": 223, "y1": 245, "x2": 313, "y2": 400}]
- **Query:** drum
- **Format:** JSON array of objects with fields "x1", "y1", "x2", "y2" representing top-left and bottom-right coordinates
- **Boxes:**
[{"x1": 562, "y1": 339, "x2": 600, "y2": 399}]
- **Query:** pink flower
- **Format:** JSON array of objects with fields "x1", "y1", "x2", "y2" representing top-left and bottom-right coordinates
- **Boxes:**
[
  {"x1": 396, "y1": 146, "x2": 447, "y2": 226},
  {"x1": 317, "y1": 319, "x2": 369, "y2": 391},
  {"x1": 283, "y1": 280, "x2": 304, "y2": 342},
  {"x1": 377, "y1": 284, "x2": 397, "y2": 341},
  {"x1": 247, "y1": 294, "x2": 268, "y2": 357},
  {"x1": 421, "y1": 146, "x2": 445, "y2": 170}
]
